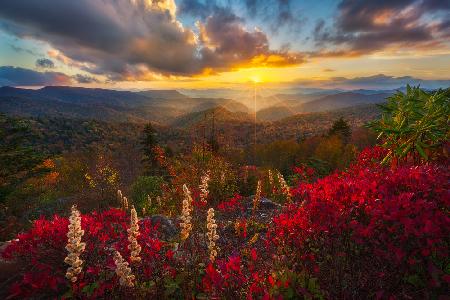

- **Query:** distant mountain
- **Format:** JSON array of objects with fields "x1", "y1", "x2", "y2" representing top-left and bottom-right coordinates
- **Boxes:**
[
  {"x1": 256, "y1": 106, "x2": 293, "y2": 121},
  {"x1": 254, "y1": 91, "x2": 390, "y2": 121},
  {"x1": 170, "y1": 106, "x2": 253, "y2": 128},
  {"x1": 0, "y1": 94, "x2": 149, "y2": 122},
  {"x1": 137, "y1": 89, "x2": 188, "y2": 99},
  {"x1": 257, "y1": 104, "x2": 382, "y2": 142},
  {"x1": 297, "y1": 92, "x2": 390, "y2": 112},
  {"x1": 0, "y1": 86, "x2": 249, "y2": 124},
  {"x1": 190, "y1": 98, "x2": 249, "y2": 113},
  {"x1": 0, "y1": 86, "x2": 390, "y2": 125},
  {"x1": 0, "y1": 86, "x2": 179, "y2": 123}
]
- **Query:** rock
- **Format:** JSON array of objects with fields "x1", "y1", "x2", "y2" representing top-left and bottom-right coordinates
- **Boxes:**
[
  {"x1": 143, "y1": 215, "x2": 179, "y2": 240},
  {"x1": 259, "y1": 197, "x2": 282, "y2": 210},
  {"x1": 246, "y1": 196, "x2": 282, "y2": 210}
]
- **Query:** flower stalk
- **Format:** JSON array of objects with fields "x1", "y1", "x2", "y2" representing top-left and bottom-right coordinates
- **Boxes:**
[
  {"x1": 113, "y1": 251, "x2": 135, "y2": 287},
  {"x1": 206, "y1": 208, "x2": 219, "y2": 262},
  {"x1": 277, "y1": 172, "x2": 291, "y2": 203},
  {"x1": 199, "y1": 171, "x2": 210, "y2": 204},
  {"x1": 253, "y1": 180, "x2": 262, "y2": 210},
  {"x1": 128, "y1": 206, "x2": 141, "y2": 263},
  {"x1": 64, "y1": 205, "x2": 86, "y2": 283},
  {"x1": 180, "y1": 184, "x2": 193, "y2": 241}
]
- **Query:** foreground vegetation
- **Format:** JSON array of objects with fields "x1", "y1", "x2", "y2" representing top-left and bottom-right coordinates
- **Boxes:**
[{"x1": 0, "y1": 86, "x2": 448, "y2": 299}]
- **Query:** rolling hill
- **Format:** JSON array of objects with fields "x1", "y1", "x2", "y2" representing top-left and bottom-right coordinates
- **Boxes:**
[
  {"x1": 296, "y1": 92, "x2": 390, "y2": 112},
  {"x1": 170, "y1": 106, "x2": 253, "y2": 128},
  {"x1": 0, "y1": 86, "x2": 250, "y2": 124},
  {"x1": 255, "y1": 91, "x2": 391, "y2": 121},
  {"x1": 0, "y1": 86, "x2": 390, "y2": 126}
]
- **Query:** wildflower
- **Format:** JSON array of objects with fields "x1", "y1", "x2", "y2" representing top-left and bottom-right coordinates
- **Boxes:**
[
  {"x1": 127, "y1": 206, "x2": 141, "y2": 263},
  {"x1": 117, "y1": 189, "x2": 129, "y2": 210},
  {"x1": 199, "y1": 171, "x2": 210, "y2": 203},
  {"x1": 253, "y1": 180, "x2": 262, "y2": 210},
  {"x1": 113, "y1": 251, "x2": 135, "y2": 287},
  {"x1": 64, "y1": 205, "x2": 86, "y2": 283},
  {"x1": 277, "y1": 172, "x2": 291, "y2": 203},
  {"x1": 268, "y1": 169, "x2": 274, "y2": 190},
  {"x1": 206, "y1": 208, "x2": 219, "y2": 262},
  {"x1": 123, "y1": 196, "x2": 129, "y2": 210},
  {"x1": 180, "y1": 184, "x2": 193, "y2": 240}
]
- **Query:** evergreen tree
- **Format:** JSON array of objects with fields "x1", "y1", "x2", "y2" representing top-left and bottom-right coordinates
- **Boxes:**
[
  {"x1": 141, "y1": 123, "x2": 160, "y2": 175},
  {"x1": 328, "y1": 117, "x2": 351, "y2": 143},
  {"x1": 208, "y1": 110, "x2": 220, "y2": 153}
]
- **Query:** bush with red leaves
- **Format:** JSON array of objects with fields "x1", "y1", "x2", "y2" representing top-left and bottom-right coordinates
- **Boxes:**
[
  {"x1": 1, "y1": 209, "x2": 170, "y2": 299},
  {"x1": 2, "y1": 147, "x2": 448, "y2": 299},
  {"x1": 271, "y1": 147, "x2": 449, "y2": 298}
]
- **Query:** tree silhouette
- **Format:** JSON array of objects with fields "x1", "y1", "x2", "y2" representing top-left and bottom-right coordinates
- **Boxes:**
[
  {"x1": 141, "y1": 123, "x2": 160, "y2": 175},
  {"x1": 328, "y1": 117, "x2": 351, "y2": 144}
]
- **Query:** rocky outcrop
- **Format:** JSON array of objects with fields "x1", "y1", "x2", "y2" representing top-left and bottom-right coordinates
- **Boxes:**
[{"x1": 143, "y1": 215, "x2": 178, "y2": 240}]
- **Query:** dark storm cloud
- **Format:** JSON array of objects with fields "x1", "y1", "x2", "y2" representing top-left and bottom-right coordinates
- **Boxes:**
[
  {"x1": 0, "y1": 0, "x2": 305, "y2": 81},
  {"x1": 313, "y1": 0, "x2": 450, "y2": 55},
  {"x1": 0, "y1": 66, "x2": 72, "y2": 86},
  {"x1": 35, "y1": 58, "x2": 55, "y2": 69}
]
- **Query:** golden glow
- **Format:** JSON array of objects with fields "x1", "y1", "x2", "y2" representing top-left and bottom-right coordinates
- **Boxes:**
[
  {"x1": 250, "y1": 75, "x2": 261, "y2": 83},
  {"x1": 60, "y1": 53, "x2": 450, "y2": 89}
]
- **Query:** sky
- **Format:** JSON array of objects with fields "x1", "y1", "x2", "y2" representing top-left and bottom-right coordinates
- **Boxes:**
[{"x1": 0, "y1": 0, "x2": 449, "y2": 90}]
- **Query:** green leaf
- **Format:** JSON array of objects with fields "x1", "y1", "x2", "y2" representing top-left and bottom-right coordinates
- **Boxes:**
[
  {"x1": 82, "y1": 282, "x2": 99, "y2": 296},
  {"x1": 415, "y1": 142, "x2": 428, "y2": 160}
]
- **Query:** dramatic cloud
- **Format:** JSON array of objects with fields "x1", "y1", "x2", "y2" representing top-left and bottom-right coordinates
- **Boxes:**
[
  {"x1": 313, "y1": 0, "x2": 450, "y2": 55},
  {"x1": 178, "y1": 0, "x2": 219, "y2": 18},
  {"x1": 0, "y1": 66, "x2": 72, "y2": 86},
  {"x1": 179, "y1": 0, "x2": 305, "y2": 34},
  {"x1": 197, "y1": 8, "x2": 305, "y2": 72},
  {"x1": 35, "y1": 58, "x2": 55, "y2": 69},
  {"x1": 243, "y1": 0, "x2": 305, "y2": 34},
  {"x1": 294, "y1": 74, "x2": 450, "y2": 90},
  {"x1": 0, "y1": 0, "x2": 303, "y2": 81},
  {"x1": 73, "y1": 74, "x2": 100, "y2": 84}
]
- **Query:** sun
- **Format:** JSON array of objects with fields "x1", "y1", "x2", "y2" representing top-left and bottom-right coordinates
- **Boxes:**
[{"x1": 250, "y1": 75, "x2": 261, "y2": 83}]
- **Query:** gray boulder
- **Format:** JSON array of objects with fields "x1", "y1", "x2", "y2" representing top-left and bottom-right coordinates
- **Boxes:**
[
  {"x1": 143, "y1": 215, "x2": 179, "y2": 240},
  {"x1": 246, "y1": 196, "x2": 282, "y2": 210}
]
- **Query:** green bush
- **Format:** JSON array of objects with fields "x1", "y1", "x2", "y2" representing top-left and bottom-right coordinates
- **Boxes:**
[
  {"x1": 368, "y1": 86, "x2": 449, "y2": 165},
  {"x1": 130, "y1": 176, "x2": 164, "y2": 214}
]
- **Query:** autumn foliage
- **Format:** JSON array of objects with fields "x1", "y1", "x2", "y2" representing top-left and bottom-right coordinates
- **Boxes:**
[{"x1": 1, "y1": 147, "x2": 449, "y2": 299}]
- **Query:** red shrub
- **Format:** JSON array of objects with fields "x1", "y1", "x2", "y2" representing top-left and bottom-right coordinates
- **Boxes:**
[
  {"x1": 2, "y1": 208, "x2": 167, "y2": 299},
  {"x1": 2, "y1": 147, "x2": 448, "y2": 299},
  {"x1": 272, "y1": 148, "x2": 449, "y2": 298},
  {"x1": 218, "y1": 194, "x2": 245, "y2": 213}
]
